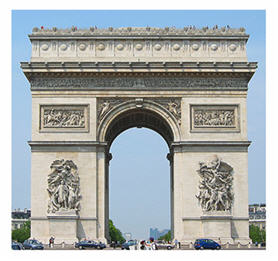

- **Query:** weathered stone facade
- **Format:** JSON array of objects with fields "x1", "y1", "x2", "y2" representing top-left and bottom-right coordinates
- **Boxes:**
[{"x1": 21, "y1": 26, "x2": 257, "y2": 244}]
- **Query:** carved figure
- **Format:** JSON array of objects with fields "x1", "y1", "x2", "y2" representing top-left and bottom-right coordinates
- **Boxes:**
[
  {"x1": 166, "y1": 100, "x2": 181, "y2": 124},
  {"x1": 99, "y1": 102, "x2": 110, "y2": 117},
  {"x1": 196, "y1": 156, "x2": 234, "y2": 212},
  {"x1": 47, "y1": 159, "x2": 81, "y2": 213},
  {"x1": 168, "y1": 101, "x2": 178, "y2": 116}
]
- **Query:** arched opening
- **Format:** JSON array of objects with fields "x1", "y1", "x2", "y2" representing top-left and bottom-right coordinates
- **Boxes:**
[
  {"x1": 109, "y1": 128, "x2": 170, "y2": 240},
  {"x1": 102, "y1": 108, "x2": 175, "y2": 241},
  {"x1": 104, "y1": 108, "x2": 174, "y2": 149}
]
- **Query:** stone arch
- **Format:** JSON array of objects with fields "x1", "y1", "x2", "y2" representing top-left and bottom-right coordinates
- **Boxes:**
[{"x1": 97, "y1": 99, "x2": 181, "y2": 148}]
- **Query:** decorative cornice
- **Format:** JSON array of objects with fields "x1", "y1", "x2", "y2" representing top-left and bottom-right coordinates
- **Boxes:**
[
  {"x1": 30, "y1": 26, "x2": 249, "y2": 39},
  {"x1": 182, "y1": 216, "x2": 249, "y2": 221},
  {"x1": 30, "y1": 216, "x2": 98, "y2": 221},
  {"x1": 171, "y1": 141, "x2": 251, "y2": 152},
  {"x1": 21, "y1": 61, "x2": 257, "y2": 72},
  {"x1": 28, "y1": 141, "x2": 107, "y2": 152}
]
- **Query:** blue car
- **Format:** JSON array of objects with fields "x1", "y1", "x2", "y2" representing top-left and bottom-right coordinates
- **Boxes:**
[
  {"x1": 194, "y1": 239, "x2": 221, "y2": 250},
  {"x1": 121, "y1": 240, "x2": 137, "y2": 250},
  {"x1": 11, "y1": 241, "x2": 23, "y2": 250},
  {"x1": 22, "y1": 239, "x2": 44, "y2": 250},
  {"x1": 75, "y1": 240, "x2": 106, "y2": 249}
]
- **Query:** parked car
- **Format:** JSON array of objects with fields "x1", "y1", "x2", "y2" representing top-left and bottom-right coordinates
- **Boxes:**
[
  {"x1": 155, "y1": 240, "x2": 174, "y2": 250},
  {"x1": 194, "y1": 239, "x2": 221, "y2": 250},
  {"x1": 11, "y1": 241, "x2": 23, "y2": 250},
  {"x1": 22, "y1": 239, "x2": 44, "y2": 250},
  {"x1": 110, "y1": 241, "x2": 122, "y2": 248},
  {"x1": 98, "y1": 241, "x2": 106, "y2": 249},
  {"x1": 121, "y1": 240, "x2": 137, "y2": 250},
  {"x1": 75, "y1": 240, "x2": 106, "y2": 249}
]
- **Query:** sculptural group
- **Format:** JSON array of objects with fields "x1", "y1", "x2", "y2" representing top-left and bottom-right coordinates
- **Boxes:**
[
  {"x1": 196, "y1": 156, "x2": 234, "y2": 212},
  {"x1": 47, "y1": 159, "x2": 81, "y2": 213}
]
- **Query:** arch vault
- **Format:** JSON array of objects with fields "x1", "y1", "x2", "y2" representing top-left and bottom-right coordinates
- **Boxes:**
[{"x1": 21, "y1": 26, "x2": 257, "y2": 244}]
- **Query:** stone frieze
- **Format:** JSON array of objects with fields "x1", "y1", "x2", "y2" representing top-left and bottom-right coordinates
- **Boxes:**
[
  {"x1": 190, "y1": 105, "x2": 239, "y2": 132},
  {"x1": 194, "y1": 109, "x2": 235, "y2": 127},
  {"x1": 31, "y1": 77, "x2": 248, "y2": 90},
  {"x1": 40, "y1": 105, "x2": 89, "y2": 132}
]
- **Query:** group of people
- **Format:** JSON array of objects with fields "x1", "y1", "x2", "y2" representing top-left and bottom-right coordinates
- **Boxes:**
[{"x1": 140, "y1": 238, "x2": 157, "y2": 250}]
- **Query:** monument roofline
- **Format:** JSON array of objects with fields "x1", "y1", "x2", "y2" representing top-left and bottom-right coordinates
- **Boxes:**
[
  {"x1": 29, "y1": 26, "x2": 249, "y2": 40},
  {"x1": 28, "y1": 26, "x2": 251, "y2": 62}
]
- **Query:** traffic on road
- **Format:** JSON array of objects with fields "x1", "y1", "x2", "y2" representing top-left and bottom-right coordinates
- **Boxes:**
[{"x1": 11, "y1": 237, "x2": 266, "y2": 250}]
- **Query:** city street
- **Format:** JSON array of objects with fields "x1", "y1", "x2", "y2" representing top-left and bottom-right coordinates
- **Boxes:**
[{"x1": 42, "y1": 244, "x2": 266, "y2": 250}]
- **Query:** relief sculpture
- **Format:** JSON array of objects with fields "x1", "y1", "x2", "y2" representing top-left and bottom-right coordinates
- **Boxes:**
[
  {"x1": 153, "y1": 99, "x2": 181, "y2": 125},
  {"x1": 43, "y1": 108, "x2": 85, "y2": 128},
  {"x1": 97, "y1": 99, "x2": 125, "y2": 123},
  {"x1": 167, "y1": 101, "x2": 181, "y2": 125},
  {"x1": 194, "y1": 109, "x2": 235, "y2": 127},
  {"x1": 196, "y1": 156, "x2": 234, "y2": 212},
  {"x1": 97, "y1": 98, "x2": 182, "y2": 126},
  {"x1": 47, "y1": 159, "x2": 81, "y2": 213}
]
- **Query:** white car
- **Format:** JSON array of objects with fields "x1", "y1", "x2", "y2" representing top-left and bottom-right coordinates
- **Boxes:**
[{"x1": 155, "y1": 240, "x2": 175, "y2": 250}]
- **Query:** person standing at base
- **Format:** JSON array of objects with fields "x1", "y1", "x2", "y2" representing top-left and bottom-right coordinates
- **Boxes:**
[
  {"x1": 49, "y1": 236, "x2": 54, "y2": 248},
  {"x1": 140, "y1": 240, "x2": 145, "y2": 250}
]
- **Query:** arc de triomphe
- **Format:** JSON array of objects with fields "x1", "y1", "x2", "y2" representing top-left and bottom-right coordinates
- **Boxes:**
[{"x1": 21, "y1": 26, "x2": 257, "y2": 244}]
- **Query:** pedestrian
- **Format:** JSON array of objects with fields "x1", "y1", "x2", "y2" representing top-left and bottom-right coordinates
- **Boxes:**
[
  {"x1": 49, "y1": 237, "x2": 52, "y2": 248},
  {"x1": 174, "y1": 239, "x2": 178, "y2": 248},
  {"x1": 140, "y1": 240, "x2": 145, "y2": 250}
]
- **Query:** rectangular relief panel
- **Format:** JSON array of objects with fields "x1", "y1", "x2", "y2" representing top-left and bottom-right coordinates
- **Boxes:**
[
  {"x1": 39, "y1": 104, "x2": 89, "y2": 132},
  {"x1": 190, "y1": 104, "x2": 240, "y2": 133}
]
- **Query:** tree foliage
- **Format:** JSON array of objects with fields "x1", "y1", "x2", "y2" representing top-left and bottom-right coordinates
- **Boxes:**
[
  {"x1": 109, "y1": 219, "x2": 125, "y2": 243},
  {"x1": 158, "y1": 230, "x2": 171, "y2": 242},
  {"x1": 12, "y1": 221, "x2": 31, "y2": 243},
  {"x1": 249, "y1": 224, "x2": 266, "y2": 243}
]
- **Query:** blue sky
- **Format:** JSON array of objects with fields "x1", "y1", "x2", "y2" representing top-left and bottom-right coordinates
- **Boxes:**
[{"x1": 12, "y1": 10, "x2": 265, "y2": 239}]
